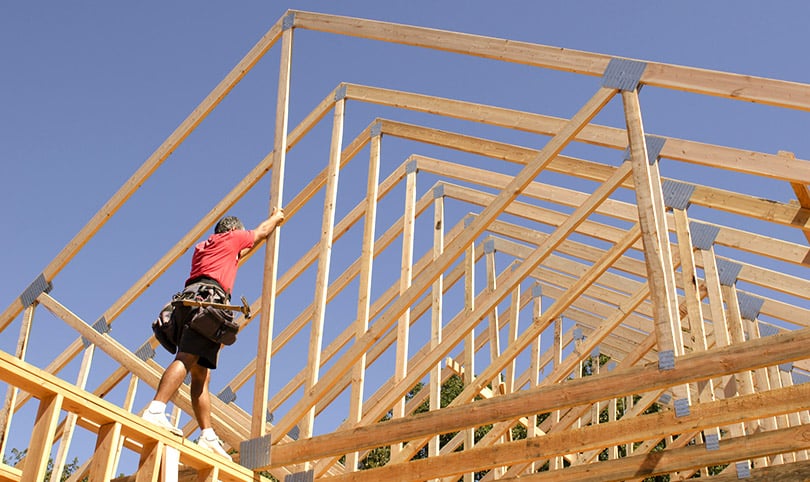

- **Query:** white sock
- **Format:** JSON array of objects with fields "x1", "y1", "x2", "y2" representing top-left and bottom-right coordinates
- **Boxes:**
[
  {"x1": 201, "y1": 427, "x2": 217, "y2": 440},
  {"x1": 147, "y1": 400, "x2": 167, "y2": 414}
]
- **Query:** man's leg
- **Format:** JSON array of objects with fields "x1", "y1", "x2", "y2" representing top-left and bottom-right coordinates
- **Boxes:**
[
  {"x1": 155, "y1": 352, "x2": 199, "y2": 403},
  {"x1": 190, "y1": 363, "x2": 232, "y2": 460},
  {"x1": 189, "y1": 362, "x2": 211, "y2": 429}
]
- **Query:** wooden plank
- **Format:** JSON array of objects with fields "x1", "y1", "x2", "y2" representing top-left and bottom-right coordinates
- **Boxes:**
[
  {"x1": 300, "y1": 380, "x2": 810, "y2": 481},
  {"x1": 622, "y1": 89, "x2": 684, "y2": 365},
  {"x1": 0, "y1": 304, "x2": 34, "y2": 457},
  {"x1": 0, "y1": 463, "x2": 22, "y2": 482},
  {"x1": 252, "y1": 24, "x2": 293, "y2": 438},
  {"x1": 270, "y1": 323, "x2": 810, "y2": 467},
  {"x1": 391, "y1": 162, "x2": 418, "y2": 459},
  {"x1": 484, "y1": 247, "x2": 501, "y2": 389},
  {"x1": 345, "y1": 128, "x2": 382, "y2": 473},
  {"x1": 50, "y1": 345, "x2": 95, "y2": 482},
  {"x1": 134, "y1": 440, "x2": 163, "y2": 482},
  {"x1": 89, "y1": 422, "x2": 121, "y2": 482},
  {"x1": 349, "y1": 84, "x2": 810, "y2": 184},
  {"x1": 301, "y1": 98, "x2": 345, "y2": 442},
  {"x1": 522, "y1": 422, "x2": 810, "y2": 482},
  {"x1": 22, "y1": 393, "x2": 63, "y2": 482},
  {"x1": 292, "y1": 11, "x2": 810, "y2": 111},
  {"x1": 429, "y1": 194, "x2": 445, "y2": 461}
]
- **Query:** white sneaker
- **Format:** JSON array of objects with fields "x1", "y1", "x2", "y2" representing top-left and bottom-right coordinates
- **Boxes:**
[
  {"x1": 142, "y1": 409, "x2": 183, "y2": 436},
  {"x1": 197, "y1": 435, "x2": 232, "y2": 461}
]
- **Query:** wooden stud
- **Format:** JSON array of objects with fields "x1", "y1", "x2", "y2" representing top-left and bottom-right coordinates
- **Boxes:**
[
  {"x1": 0, "y1": 303, "x2": 34, "y2": 457},
  {"x1": 429, "y1": 192, "x2": 445, "y2": 463},
  {"x1": 21, "y1": 393, "x2": 63, "y2": 482},
  {"x1": 301, "y1": 98, "x2": 346, "y2": 443},
  {"x1": 89, "y1": 422, "x2": 122, "y2": 482},
  {"x1": 252, "y1": 22, "x2": 294, "y2": 439}
]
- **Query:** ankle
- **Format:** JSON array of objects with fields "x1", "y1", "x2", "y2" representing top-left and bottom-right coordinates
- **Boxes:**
[{"x1": 147, "y1": 400, "x2": 167, "y2": 414}]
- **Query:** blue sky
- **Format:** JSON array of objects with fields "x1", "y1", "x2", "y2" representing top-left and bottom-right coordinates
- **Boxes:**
[{"x1": 2, "y1": 0, "x2": 810, "y2": 467}]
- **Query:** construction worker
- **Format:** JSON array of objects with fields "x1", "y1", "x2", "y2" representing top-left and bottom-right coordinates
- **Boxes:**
[{"x1": 142, "y1": 208, "x2": 284, "y2": 460}]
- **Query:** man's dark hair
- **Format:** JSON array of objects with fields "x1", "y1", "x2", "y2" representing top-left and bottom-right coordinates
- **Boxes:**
[{"x1": 214, "y1": 216, "x2": 244, "y2": 234}]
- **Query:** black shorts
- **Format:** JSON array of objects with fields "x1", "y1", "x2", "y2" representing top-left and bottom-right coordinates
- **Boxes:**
[{"x1": 178, "y1": 324, "x2": 221, "y2": 369}]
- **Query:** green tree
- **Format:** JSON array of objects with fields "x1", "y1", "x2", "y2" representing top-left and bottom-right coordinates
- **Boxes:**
[{"x1": 2, "y1": 448, "x2": 83, "y2": 482}]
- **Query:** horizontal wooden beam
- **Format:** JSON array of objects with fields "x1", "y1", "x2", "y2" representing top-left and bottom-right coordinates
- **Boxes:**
[
  {"x1": 347, "y1": 83, "x2": 810, "y2": 184},
  {"x1": 315, "y1": 382, "x2": 810, "y2": 481},
  {"x1": 269, "y1": 325, "x2": 810, "y2": 467},
  {"x1": 290, "y1": 11, "x2": 810, "y2": 111}
]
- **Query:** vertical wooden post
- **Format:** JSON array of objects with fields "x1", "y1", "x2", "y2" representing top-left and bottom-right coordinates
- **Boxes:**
[
  {"x1": 622, "y1": 89, "x2": 688, "y2": 414},
  {"x1": 505, "y1": 279, "x2": 519, "y2": 395},
  {"x1": 484, "y1": 243, "x2": 501, "y2": 390},
  {"x1": 197, "y1": 466, "x2": 220, "y2": 482},
  {"x1": 700, "y1": 247, "x2": 743, "y2": 443},
  {"x1": 134, "y1": 441, "x2": 164, "y2": 482},
  {"x1": 552, "y1": 318, "x2": 563, "y2": 471},
  {"x1": 391, "y1": 161, "x2": 417, "y2": 456},
  {"x1": 428, "y1": 190, "x2": 445, "y2": 465},
  {"x1": 526, "y1": 286, "x2": 542, "y2": 475},
  {"x1": 253, "y1": 21, "x2": 294, "y2": 438},
  {"x1": 21, "y1": 393, "x2": 63, "y2": 482},
  {"x1": 671, "y1": 209, "x2": 721, "y2": 447},
  {"x1": 345, "y1": 129, "x2": 382, "y2": 472},
  {"x1": 301, "y1": 97, "x2": 345, "y2": 442},
  {"x1": 89, "y1": 422, "x2": 121, "y2": 482},
  {"x1": 462, "y1": 238, "x2": 476, "y2": 482},
  {"x1": 0, "y1": 304, "x2": 34, "y2": 457},
  {"x1": 50, "y1": 345, "x2": 95, "y2": 482}
]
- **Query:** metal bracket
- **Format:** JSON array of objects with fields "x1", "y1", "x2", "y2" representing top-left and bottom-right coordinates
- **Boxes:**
[
  {"x1": 623, "y1": 135, "x2": 667, "y2": 165},
  {"x1": 217, "y1": 386, "x2": 237, "y2": 404},
  {"x1": 287, "y1": 424, "x2": 300, "y2": 441},
  {"x1": 658, "y1": 392, "x2": 672, "y2": 405},
  {"x1": 704, "y1": 432, "x2": 719, "y2": 451},
  {"x1": 483, "y1": 239, "x2": 496, "y2": 254},
  {"x1": 266, "y1": 410, "x2": 274, "y2": 423},
  {"x1": 658, "y1": 350, "x2": 675, "y2": 371},
  {"x1": 779, "y1": 362, "x2": 793, "y2": 373},
  {"x1": 135, "y1": 343, "x2": 156, "y2": 362},
  {"x1": 463, "y1": 214, "x2": 475, "y2": 228},
  {"x1": 405, "y1": 159, "x2": 418, "y2": 174},
  {"x1": 735, "y1": 461, "x2": 751, "y2": 478},
  {"x1": 370, "y1": 120, "x2": 383, "y2": 138},
  {"x1": 601, "y1": 58, "x2": 647, "y2": 92},
  {"x1": 572, "y1": 327, "x2": 583, "y2": 341},
  {"x1": 240, "y1": 434, "x2": 272, "y2": 470},
  {"x1": 282, "y1": 12, "x2": 295, "y2": 30},
  {"x1": 285, "y1": 469, "x2": 314, "y2": 482},
  {"x1": 662, "y1": 180, "x2": 696, "y2": 210},
  {"x1": 334, "y1": 84, "x2": 347, "y2": 101},
  {"x1": 82, "y1": 317, "x2": 111, "y2": 347},
  {"x1": 433, "y1": 184, "x2": 445, "y2": 199},
  {"x1": 737, "y1": 292, "x2": 765, "y2": 321},
  {"x1": 674, "y1": 398, "x2": 690, "y2": 417},
  {"x1": 758, "y1": 323, "x2": 778, "y2": 337},
  {"x1": 532, "y1": 284, "x2": 542, "y2": 298},
  {"x1": 20, "y1": 273, "x2": 52, "y2": 307},
  {"x1": 689, "y1": 222, "x2": 720, "y2": 250},
  {"x1": 716, "y1": 259, "x2": 743, "y2": 286}
]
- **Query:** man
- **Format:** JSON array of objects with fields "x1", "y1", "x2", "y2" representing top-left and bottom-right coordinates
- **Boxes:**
[{"x1": 142, "y1": 208, "x2": 284, "y2": 459}]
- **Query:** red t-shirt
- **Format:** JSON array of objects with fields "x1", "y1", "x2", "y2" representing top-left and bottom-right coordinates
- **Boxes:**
[{"x1": 186, "y1": 230, "x2": 254, "y2": 294}]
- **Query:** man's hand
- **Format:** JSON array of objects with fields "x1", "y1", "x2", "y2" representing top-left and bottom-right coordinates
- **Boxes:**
[{"x1": 251, "y1": 207, "x2": 286, "y2": 245}]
